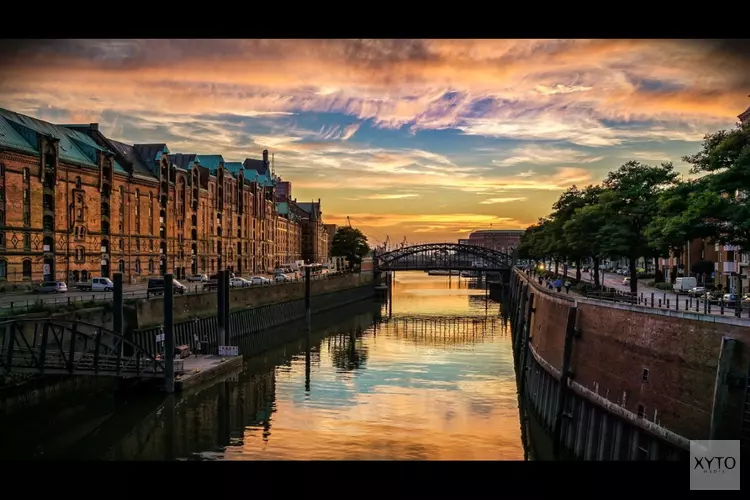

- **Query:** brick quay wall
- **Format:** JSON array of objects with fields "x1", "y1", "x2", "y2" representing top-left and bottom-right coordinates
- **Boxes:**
[{"x1": 511, "y1": 269, "x2": 750, "y2": 441}]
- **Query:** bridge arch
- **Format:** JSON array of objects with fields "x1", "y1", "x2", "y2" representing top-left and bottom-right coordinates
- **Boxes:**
[
  {"x1": 0, "y1": 318, "x2": 165, "y2": 378},
  {"x1": 375, "y1": 243, "x2": 513, "y2": 271}
]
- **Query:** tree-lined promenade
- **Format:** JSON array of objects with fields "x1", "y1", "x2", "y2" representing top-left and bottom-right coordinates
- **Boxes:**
[{"x1": 517, "y1": 121, "x2": 750, "y2": 295}]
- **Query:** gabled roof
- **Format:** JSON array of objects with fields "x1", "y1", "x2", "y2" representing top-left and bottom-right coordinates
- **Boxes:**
[
  {"x1": 196, "y1": 154, "x2": 224, "y2": 174},
  {"x1": 244, "y1": 169, "x2": 274, "y2": 187},
  {"x1": 296, "y1": 201, "x2": 321, "y2": 221},
  {"x1": 0, "y1": 108, "x2": 107, "y2": 168},
  {"x1": 99, "y1": 138, "x2": 151, "y2": 177},
  {"x1": 224, "y1": 162, "x2": 244, "y2": 176},
  {"x1": 134, "y1": 143, "x2": 169, "y2": 176},
  {"x1": 168, "y1": 153, "x2": 199, "y2": 171},
  {"x1": 243, "y1": 157, "x2": 269, "y2": 175}
]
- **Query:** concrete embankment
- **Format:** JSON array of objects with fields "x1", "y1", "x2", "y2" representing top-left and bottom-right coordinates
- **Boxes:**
[{"x1": 507, "y1": 268, "x2": 750, "y2": 460}]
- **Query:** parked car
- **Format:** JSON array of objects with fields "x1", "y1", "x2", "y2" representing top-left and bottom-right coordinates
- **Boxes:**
[
  {"x1": 33, "y1": 281, "x2": 67, "y2": 294},
  {"x1": 74, "y1": 277, "x2": 113, "y2": 292},
  {"x1": 702, "y1": 291, "x2": 723, "y2": 303},
  {"x1": 249, "y1": 276, "x2": 270, "y2": 285},
  {"x1": 274, "y1": 273, "x2": 291, "y2": 283},
  {"x1": 230, "y1": 277, "x2": 249, "y2": 288},
  {"x1": 722, "y1": 293, "x2": 737, "y2": 305},
  {"x1": 147, "y1": 277, "x2": 187, "y2": 295},
  {"x1": 187, "y1": 274, "x2": 208, "y2": 283},
  {"x1": 688, "y1": 286, "x2": 707, "y2": 297}
]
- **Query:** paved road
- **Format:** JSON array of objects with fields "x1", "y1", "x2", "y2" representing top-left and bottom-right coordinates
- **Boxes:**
[{"x1": 0, "y1": 272, "x2": 330, "y2": 313}]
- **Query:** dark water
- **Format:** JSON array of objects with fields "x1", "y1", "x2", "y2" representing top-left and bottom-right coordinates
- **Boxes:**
[{"x1": 0, "y1": 273, "x2": 527, "y2": 460}]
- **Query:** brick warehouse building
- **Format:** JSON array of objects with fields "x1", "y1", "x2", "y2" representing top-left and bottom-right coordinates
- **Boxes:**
[
  {"x1": 0, "y1": 108, "x2": 325, "y2": 284},
  {"x1": 462, "y1": 229, "x2": 524, "y2": 254}
]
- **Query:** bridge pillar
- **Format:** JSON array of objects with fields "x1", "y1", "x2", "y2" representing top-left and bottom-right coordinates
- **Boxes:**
[{"x1": 164, "y1": 273, "x2": 175, "y2": 394}]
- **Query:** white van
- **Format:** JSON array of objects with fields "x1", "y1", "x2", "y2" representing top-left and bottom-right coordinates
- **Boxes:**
[{"x1": 673, "y1": 277, "x2": 697, "y2": 293}]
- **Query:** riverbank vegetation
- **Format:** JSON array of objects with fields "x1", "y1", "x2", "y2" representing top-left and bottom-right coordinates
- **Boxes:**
[{"x1": 517, "y1": 122, "x2": 750, "y2": 294}]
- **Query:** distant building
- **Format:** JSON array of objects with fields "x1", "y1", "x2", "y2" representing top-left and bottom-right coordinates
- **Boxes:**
[
  {"x1": 458, "y1": 239, "x2": 471, "y2": 245},
  {"x1": 462, "y1": 229, "x2": 523, "y2": 254},
  {"x1": 294, "y1": 199, "x2": 329, "y2": 264},
  {"x1": 324, "y1": 223, "x2": 338, "y2": 261},
  {"x1": 740, "y1": 96, "x2": 750, "y2": 124}
]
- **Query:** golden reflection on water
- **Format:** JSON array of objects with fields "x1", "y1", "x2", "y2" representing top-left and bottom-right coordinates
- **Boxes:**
[{"x1": 221, "y1": 272, "x2": 523, "y2": 461}]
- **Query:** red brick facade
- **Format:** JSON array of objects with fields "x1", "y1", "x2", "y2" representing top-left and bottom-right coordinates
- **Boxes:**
[{"x1": 0, "y1": 109, "x2": 326, "y2": 285}]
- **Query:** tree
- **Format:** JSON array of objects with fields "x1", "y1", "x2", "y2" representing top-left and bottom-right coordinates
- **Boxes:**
[
  {"x1": 683, "y1": 122, "x2": 750, "y2": 249},
  {"x1": 644, "y1": 178, "x2": 720, "y2": 282},
  {"x1": 331, "y1": 227, "x2": 370, "y2": 269},
  {"x1": 598, "y1": 161, "x2": 680, "y2": 294},
  {"x1": 562, "y1": 185, "x2": 606, "y2": 287}
]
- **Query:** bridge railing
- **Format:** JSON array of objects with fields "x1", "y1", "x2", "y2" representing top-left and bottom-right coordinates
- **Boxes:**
[{"x1": 0, "y1": 318, "x2": 165, "y2": 378}]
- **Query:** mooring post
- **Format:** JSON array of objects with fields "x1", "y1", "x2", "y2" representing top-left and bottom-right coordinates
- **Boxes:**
[
  {"x1": 553, "y1": 306, "x2": 578, "y2": 454},
  {"x1": 223, "y1": 268, "x2": 230, "y2": 346},
  {"x1": 164, "y1": 273, "x2": 175, "y2": 394},
  {"x1": 113, "y1": 272, "x2": 123, "y2": 336},
  {"x1": 709, "y1": 336, "x2": 737, "y2": 440},
  {"x1": 517, "y1": 293, "x2": 535, "y2": 400},
  {"x1": 305, "y1": 265, "x2": 312, "y2": 325},
  {"x1": 514, "y1": 285, "x2": 528, "y2": 355},
  {"x1": 113, "y1": 272, "x2": 125, "y2": 359},
  {"x1": 217, "y1": 270, "x2": 226, "y2": 351}
]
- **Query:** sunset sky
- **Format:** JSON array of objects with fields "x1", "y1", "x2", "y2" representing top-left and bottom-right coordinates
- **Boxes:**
[{"x1": 1, "y1": 39, "x2": 748, "y2": 246}]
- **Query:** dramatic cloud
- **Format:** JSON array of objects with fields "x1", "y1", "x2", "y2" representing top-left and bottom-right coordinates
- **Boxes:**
[
  {"x1": 479, "y1": 197, "x2": 528, "y2": 205},
  {"x1": 0, "y1": 39, "x2": 747, "y2": 243}
]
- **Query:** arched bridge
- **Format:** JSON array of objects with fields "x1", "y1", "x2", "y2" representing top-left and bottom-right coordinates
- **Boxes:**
[
  {"x1": 374, "y1": 243, "x2": 515, "y2": 272},
  {"x1": 0, "y1": 319, "x2": 165, "y2": 379}
]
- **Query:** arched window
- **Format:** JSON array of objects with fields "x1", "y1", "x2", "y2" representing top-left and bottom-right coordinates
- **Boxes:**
[
  {"x1": 0, "y1": 259, "x2": 6, "y2": 279},
  {"x1": 119, "y1": 238, "x2": 125, "y2": 251},
  {"x1": 148, "y1": 259, "x2": 154, "y2": 273},
  {"x1": 135, "y1": 259, "x2": 141, "y2": 273},
  {"x1": 118, "y1": 260, "x2": 125, "y2": 273},
  {"x1": 22, "y1": 168, "x2": 29, "y2": 181},
  {"x1": 22, "y1": 260, "x2": 32, "y2": 279},
  {"x1": 75, "y1": 176, "x2": 82, "y2": 189}
]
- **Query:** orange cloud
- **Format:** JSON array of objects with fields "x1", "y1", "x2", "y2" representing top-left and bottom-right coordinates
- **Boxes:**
[{"x1": 0, "y1": 39, "x2": 746, "y2": 244}]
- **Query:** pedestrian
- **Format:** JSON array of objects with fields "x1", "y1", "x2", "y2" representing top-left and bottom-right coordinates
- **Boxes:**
[
  {"x1": 554, "y1": 278, "x2": 562, "y2": 292},
  {"x1": 564, "y1": 279, "x2": 571, "y2": 294}
]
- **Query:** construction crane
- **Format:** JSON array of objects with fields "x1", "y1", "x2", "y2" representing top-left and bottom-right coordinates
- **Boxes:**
[{"x1": 346, "y1": 216, "x2": 352, "y2": 228}]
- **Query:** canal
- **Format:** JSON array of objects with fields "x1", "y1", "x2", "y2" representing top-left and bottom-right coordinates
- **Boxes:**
[{"x1": 0, "y1": 272, "x2": 529, "y2": 460}]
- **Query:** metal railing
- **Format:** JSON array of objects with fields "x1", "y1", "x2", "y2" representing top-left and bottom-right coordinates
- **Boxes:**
[{"x1": 520, "y1": 268, "x2": 750, "y2": 320}]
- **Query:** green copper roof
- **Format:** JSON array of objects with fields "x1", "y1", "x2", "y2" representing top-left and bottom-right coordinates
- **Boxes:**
[
  {"x1": 113, "y1": 160, "x2": 128, "y2": 175},
  {"x1": 0, "y1": 114, "x2": 36, "y2": 154},
  {"x1": 0, "y1": 108, "x2": 105, "y2": 167},
  {"x1": 276, "y1": 201, "x2": 289, "y2": 215},
  {"x1": 245, "y1": 169, "x2": 274, "y2": 187},
  {"x1": 197, "y1": 154, "x2": 225, "y2": 173},
  {"x1": 224, "y1": 162, "x2": 244, "y2": 176}
]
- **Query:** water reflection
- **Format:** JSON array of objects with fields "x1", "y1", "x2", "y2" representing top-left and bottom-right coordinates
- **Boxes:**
[{"x1": 1, "y1": 272, "x2": 524, "y2": 460}]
